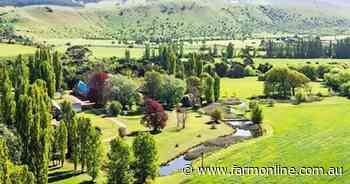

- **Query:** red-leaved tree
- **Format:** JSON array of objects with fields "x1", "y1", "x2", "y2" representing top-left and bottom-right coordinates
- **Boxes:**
[
  {"x1": 141, "y1": 98, "x2": 168, "y2": 132},
  {"x1": 88, "y1": 72, "x2": 110, "y2": 106}
]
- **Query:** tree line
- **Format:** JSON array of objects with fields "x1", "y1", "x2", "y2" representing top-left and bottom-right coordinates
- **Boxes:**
[{"x1": 264, "y1": 37, "x2": 350, "y2": 59}]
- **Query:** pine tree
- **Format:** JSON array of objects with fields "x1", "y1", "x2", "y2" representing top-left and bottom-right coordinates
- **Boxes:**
[
  {"x1": 133, "y1": 133, "x2": 158, "y2": 184},
  {"x1": 0, "y1": 66, "x2": 16, "y2": 127},
  {"x1": 58, "y1": 121, "x2": 68, "y2": 166},
  {"x1": 107, "y1": 138, "x2": 133, "y2": 184}
]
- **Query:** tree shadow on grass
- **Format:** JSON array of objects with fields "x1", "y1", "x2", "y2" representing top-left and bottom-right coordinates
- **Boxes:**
[
  {"x1": 48, "y1": 170, "x2": 83, "y2": 183},
  {"x1": 80, "y1": 181, "x2": 94, "y2": 184}
]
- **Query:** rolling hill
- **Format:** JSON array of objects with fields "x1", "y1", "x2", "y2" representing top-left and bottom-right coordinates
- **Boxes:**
[{"x1": 0, "y1": 0, "x2": 349, "y2": 40}]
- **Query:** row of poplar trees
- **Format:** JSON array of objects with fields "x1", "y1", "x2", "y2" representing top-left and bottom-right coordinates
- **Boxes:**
[{"x1": 0, "y1": 48, "x2": 62, "y2": 184}]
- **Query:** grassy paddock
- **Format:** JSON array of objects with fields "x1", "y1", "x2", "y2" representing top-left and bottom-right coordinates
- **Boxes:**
[
  {"x1": 0, "y1": 43, "x2": 36, "y2": 57},
  {"x1": 221, "y1": 77, "x2": 328, "y2": 99},
  {"x1": 159, "y1": 97, "x2": 350, "y2": 184}
]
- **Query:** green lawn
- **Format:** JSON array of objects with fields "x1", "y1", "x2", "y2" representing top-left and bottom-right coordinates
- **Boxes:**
[
  {"x1": 221, "y1": 77, "x2": 264, "y2": 99},
  {"x1": 0, "y1": 43, "x2": 36, "y2": 57},
  {"x1": 159, "y1": 97, "x2": 350, "y2": 184}
]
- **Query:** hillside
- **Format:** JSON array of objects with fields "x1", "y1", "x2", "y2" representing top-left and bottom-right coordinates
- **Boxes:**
[
  {"x1": 0, "y1": 0, "x2": 350, "y2": 40},
  {"x1": 0, "y1": 0, "x2": 102, "y2": 6}
]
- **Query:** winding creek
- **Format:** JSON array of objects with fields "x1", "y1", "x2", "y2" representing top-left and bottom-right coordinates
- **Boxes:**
[{"x1": 159, "y1": 120, "x2": 260, "y2": 176}]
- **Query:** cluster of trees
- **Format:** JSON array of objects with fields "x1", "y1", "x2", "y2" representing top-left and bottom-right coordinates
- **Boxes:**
[
  {"x1": 264, "y1": 67, "x2": 310, "y2": 98},
  {"x1": 107, "y1": 133, "x2": 158, "y2": 184},
  {"x1": 144, "y1": 71, "x2": 186, "y2": 108},
  {"x1": 324, "y1": 68, "x2": 350, "y2": 97},
  {"x1": 264, "y1": 37, "x2": 350, "y2": 59},
  {"x1": 143, "y1": 70, "x2": 220, "y2": 109},
  {"x1": 0, "y1": 59, "x2": 54, "y2": 184},
  {"x1": 53, "y1": 101, "x2": 104, "y2": 182}
]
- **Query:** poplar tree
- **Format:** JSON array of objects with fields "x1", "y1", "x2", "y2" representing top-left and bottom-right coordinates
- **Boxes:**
[
  {"x1": 60, "y1": 101, "x2": 76, "y2": 158},
  {"x1": 71, "y1": 117, "x2": 79, "y2": 171},
  {"x1": 226, "y1": 43, "x2": 234, "y2": 58},
  {"x1": 16, "y1": 95, "x2": 33, "y2": 165},
  {"x1": 78, "y1": 117, "x2": 92, "y2": 172},
  {"x1": 13, "y1": 55, "x2": 30, "y2": 101},
  {"x1": 58, "y1": 121, "x2": 68, "y2": 166},
  {"x1": 107, "y1": 138, "x2": 133, "y2": 184},
  {"x1": 0, "y1": 66, "x2": 16, "y2": 127},
  {"x1": 29, "y1": 80, "x2": 51, "y2": 184},
  {"x1": 133, "y1": 133, "x2": 158, "y2": 184},
  {"x1": 144, "y1": 44, "x2": 151, "y2": 60},
  {"x1": 87, "y1": 128, "x2": 103, "y2": 182},
  {"x1": 196, "y1": 59, "x2": 203, "y2": 77},
  {"x1": 168, "y1": 50, "x2": 177, "y2": 75},
  {"x1": 204, "y1": 75, "x2": 215, "y2": 104},
  {"x1": 214, "y1": 75, "x2": 221, "y2": 102},
  {"x1": 53, "y1": 51, "x2": 62, "y2": 91}
]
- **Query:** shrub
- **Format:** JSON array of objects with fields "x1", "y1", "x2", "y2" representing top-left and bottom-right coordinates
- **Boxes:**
[
  {"x1": 251, "y1": 105, "x2": 263, "y2": 124},
  {"x1": 106, "y1": 101, "x2": 123, "y2": 117},
  {"x1": 209, "y1": 108, "x2": 223, "y2": 124},
  {"x1": 244, "y1": 66, "x2": 256, "y2": 76},
  {"x1": 257, "y1": 74, "x2": 266, "y2": 81},
  {"x1": 294, "y1": 92, "x2": 306, "y2": 105},
  {"x1": 249, "y1": 101, "x2": 258, "y2": 110},
  {"x1": 341, "y1": 81, "x2": 350, "y2": 98}
]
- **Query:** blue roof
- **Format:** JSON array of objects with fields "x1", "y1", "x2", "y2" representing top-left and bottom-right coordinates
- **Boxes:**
[{"x1": 77, "y1": 81, "x2": 89, "y2": 95}]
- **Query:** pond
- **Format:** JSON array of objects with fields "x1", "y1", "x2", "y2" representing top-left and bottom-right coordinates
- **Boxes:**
[{"x1": 159, "y1": 156, "x2": 192, "y2": 176}]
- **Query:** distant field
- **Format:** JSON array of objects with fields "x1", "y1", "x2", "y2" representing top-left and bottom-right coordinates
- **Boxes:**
[
  {"x1": 253, "y1": 58, "x2": 350, "y2": 67},
  {"x1": 57, "y1": 46, "x2": 146, "y2": 59},
  {"x1": 221, "y1": 77, "x2": 328, "y2": 99},
  {"x1": 0, "y1": 43, "x2": 36, "y2": 57},
  {"x1": 159, "y1": 97, "x2": 350, "y2": 184}
]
